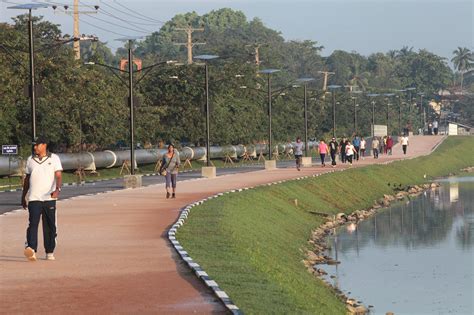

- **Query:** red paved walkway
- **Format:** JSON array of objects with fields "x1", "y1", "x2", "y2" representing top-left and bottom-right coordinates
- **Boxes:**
[{"x1": 0, "y1": 136, "x2": 445, "y2": 314}]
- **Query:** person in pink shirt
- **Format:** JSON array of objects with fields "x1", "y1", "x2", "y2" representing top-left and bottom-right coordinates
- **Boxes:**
[{"x1": 318, "y1": 139, "x2": 328, "y2": 167}]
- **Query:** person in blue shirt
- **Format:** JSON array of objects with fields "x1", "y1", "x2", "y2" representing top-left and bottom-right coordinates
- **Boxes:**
[{"x1": 352, "y1": 135, "x2": 361, "y2": 161}]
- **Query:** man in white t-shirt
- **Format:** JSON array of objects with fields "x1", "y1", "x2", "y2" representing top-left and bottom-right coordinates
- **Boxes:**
[
  {"x1": 21, "y1": 136, "x2": 63, "y2": 261},
  {"x1": 400, "y1": 135, "x2": 409, "y2": 155}
]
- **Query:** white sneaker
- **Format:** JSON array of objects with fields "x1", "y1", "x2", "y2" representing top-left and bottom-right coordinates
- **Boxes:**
[
  {"x1": 24, "y1": 247, "x2": 37, "y2": 261},
  {"x1": 46, "y1": 253, "x2": 55, "y2": 261}
]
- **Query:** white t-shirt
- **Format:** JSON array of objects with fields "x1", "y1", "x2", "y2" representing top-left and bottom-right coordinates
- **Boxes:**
[
  {"x1": 25, "y1": 153, "x2": 63, "y2": 201},
  {"x1": 346, "y1": 144, "x2": 354, "y2": 156},
  {"x1": 433, "y1": 121, "x2": 438, "y2": 128},
  {"x1": 360, "y1": 139, "x2": 366, "y2": 149},
  {"x1": 401, "y1": 137, "x2": 409, "y2": 146}
]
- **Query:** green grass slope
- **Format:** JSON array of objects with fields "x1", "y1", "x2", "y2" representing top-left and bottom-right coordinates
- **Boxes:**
[{"x1": 177, "y1": 136, "x2": 474, "y2": 314}]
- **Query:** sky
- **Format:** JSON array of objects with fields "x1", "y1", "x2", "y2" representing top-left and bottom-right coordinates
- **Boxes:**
[{"x1": 1, "y1": 0, "x2": 472, "y2": 64}]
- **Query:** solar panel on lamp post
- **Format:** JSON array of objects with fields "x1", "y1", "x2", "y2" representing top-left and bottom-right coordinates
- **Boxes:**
[
  {"x1": 258, "y1": 69, "x2": 280, "y2": 160},
  {"x1": 8, "y1": 3, "x2": 49, "y2": 153},
  {"x1": 194, "y1": 55, "x2": 219, "y2": 167},
  {"x1": 327, "y1": 85, "x2": 341, "y2": 138},
  {"x1": 296, "y1": 78, "x2": 315, "y2": 157}
]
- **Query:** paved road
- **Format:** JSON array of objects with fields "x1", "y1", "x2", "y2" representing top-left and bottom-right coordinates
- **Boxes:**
[{"x1": 0, "y1": 161, "x2": 301, "y2": 214}]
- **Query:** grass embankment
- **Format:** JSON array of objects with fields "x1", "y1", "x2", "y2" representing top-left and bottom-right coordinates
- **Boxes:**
[{"x1": 177, "y1": 136, "x2": 474, "y2": 314}]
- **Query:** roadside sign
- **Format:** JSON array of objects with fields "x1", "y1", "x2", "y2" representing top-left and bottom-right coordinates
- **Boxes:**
[
  {"x1": 372, "y1": 125, "x2": 388, "y2": 137},
  {"x1": 2, "y1": 145, "x2": 18, "y2": 155}
]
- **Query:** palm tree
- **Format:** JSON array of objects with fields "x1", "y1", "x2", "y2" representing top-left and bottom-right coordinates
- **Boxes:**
[
  {"x1": 451, "y1": 47, "x2": 474, "y2": 93},
  {"x1": 397, "y1": 46, "x2": 414, "y2": 58},
  {"x1": 349, "y1": 58, "x2": 370, "y2": 91}
]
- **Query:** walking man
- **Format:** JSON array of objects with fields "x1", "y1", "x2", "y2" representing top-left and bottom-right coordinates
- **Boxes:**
[
  {"x1": 21, "y1": 137, "x2": 63, "y2": 261},
  {"x1": 339, "y1": 137, "x2": 347, "y2": 164},
  {"x1": 433, "y1": 120, "x2": 439, "y2": 135},
  {"x1": 400, "y1": 134, "x2": 409, "y2": 155},
  {"x1": 329, "y1": 137, "x2": 338, "y2": 168},
  {"x1": 352, "y1": 135, "x2": 361, "y2": 161},
  {"x1": 294, "y1": 137, "x2": 304, "y2": 171},
  {"x1": 372, "y1": 137, "x2": 380, "y2": 159}
]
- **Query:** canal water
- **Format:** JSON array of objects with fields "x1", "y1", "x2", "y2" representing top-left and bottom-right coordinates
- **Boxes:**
[{"x1": 323, "y1": 176, "x2": 474, "y2": 314}]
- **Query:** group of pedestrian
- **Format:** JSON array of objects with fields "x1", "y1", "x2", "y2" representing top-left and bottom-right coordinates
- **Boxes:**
[
  {"x1": 314, "y1": 135, "x2": 365, "y2": 168},
  {"x1": 371, "y1": 134, "x2": 409, "y2": 158},
  {"x1": 427, "y1": 120, "x2": 439, "y2": 135},
  {"x1": 300, "y1": 133, "x2": 410, "y2": 169}
]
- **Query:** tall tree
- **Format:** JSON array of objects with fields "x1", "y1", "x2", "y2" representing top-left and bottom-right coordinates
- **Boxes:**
[{"x1": 451, "y1": 47, "x2": 473, "y2": 93}]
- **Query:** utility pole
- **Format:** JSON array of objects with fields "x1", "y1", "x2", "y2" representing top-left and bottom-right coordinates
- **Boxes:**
[
  {"x1": 52, "y1": 1, "x2": 99, "y2": 60},
  {"x1": 246, "y1": 43, "x2": 263, "y2": 66},
  {"x1": 254, "y1": 44, "x2": 261, "y2": 66},
  {"x1": 174, "y1": 26, "x2": 205, "y2": 64},
  {"x1": 318, "y1": 71, "x2": 335, "y2": 91}
]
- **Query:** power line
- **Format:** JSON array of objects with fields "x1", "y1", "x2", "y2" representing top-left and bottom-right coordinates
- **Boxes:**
[
  {"x1": 77, "y1": 16, "x2": 132, "y2": 37},
  {"x1": 112, "y1": 0, "x2": 165, "y2": 24},
  {"x1": 83, "y1": 12, "x2": 150, "y2": 34},
  {"x1": 98, "y1": 8, "x2": 161, "y2": 27},
  {"x1": 101, "y1": 0, "x2": 165, "y2": 25},
  {"x1": 78, "y1": 0, "x2": 152, "y2": 33}
]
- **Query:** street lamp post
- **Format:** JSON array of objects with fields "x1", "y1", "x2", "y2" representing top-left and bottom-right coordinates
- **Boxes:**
[
  {"x1": 418, "y1": 93, "x2": 425, "y2": 133},
  {"x1": 384, "y1": 93, "x2": 395, "y2": 136},
  {"x1": 296, "y1": 78, "x2": 315, "y2": 157},
  {"x1": 85, "y1": 36, "x2": 175, "y2": 180},
  {"x1": 7, "y1": 3, "x2": 48, "y2": 151},
  {"x1": 259, "y1": 69, "x2": 280, "y2": 160},
  {"x1": 127, "y1": 40, "x2": 135, "y2": 174},
  {"x1": 194, "y1": 55, "x2": 219, "y2": 167},
  {"x1": 115, "y1": 37, "x2": 144, "y2": 175},
  {"x1": 327, "y1": 85, "x2": 341, "y2": 138},
  {"x1": 351, "y1": 91, "x2": 362, "y2": 135},
  {"x1": 367, "y1": 94, "x2": 379, "y2": 137},
  {"x1": 395, "y1": 89, "x2": 407, "y2": 135}
]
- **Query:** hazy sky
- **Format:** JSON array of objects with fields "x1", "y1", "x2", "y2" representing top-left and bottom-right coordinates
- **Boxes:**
[{"x1": 1, "y1": 0, "x2": 472, "y2": 64}]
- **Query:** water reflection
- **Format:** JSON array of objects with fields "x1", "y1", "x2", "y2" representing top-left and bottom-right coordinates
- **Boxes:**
[{"x1": 324, "y1": 177, "x2": 474, "y2": 314}]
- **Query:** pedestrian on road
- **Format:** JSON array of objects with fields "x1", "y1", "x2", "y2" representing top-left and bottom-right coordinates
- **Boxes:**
[
  {"x1": 386, "y1": 136, "x2": 394, "y2": 155},
  {"x1": 339, "y1": 137, "x2": 347, "y2": 164},
  {"x1": 294, "y1": 137, "x2": 304, "y2": 171},
  {"x1": 345, "y1": 140, "x2": 356, "y2": 165},
  {"x1": 372, "y1": 137, "x2": 380, "y2": 159},
  {"x1": 318, "y1": 139, "x2": 328, "y2": 167},
  {"x1": 161, "y1": 144, "x2": 180, "y2": 198},
  {"x1": 400, "y1": 135, "x2": 409, "y2": 155},
  {"x1": 329, "y1": 137, "x2": 338, "y2": 168},
  {"x1": 21, "y1": 136, "x2": 63, "y2": 262},
  {"x1": 360, "y1": 137, "x2": 366, "y2": 160},
  {"x1": 428, "y1": 122, "x2": 433, "y2": 135},
  {"x1": 352, "y1": 135, "x2": 361, "y2": 161},
  {"x1": 433, "y1": 120, "x2": 439, "y2": 135},
  {"x1": 382, "y1": 136, "x2": 387, "y2": 154}
]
